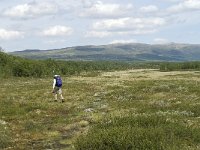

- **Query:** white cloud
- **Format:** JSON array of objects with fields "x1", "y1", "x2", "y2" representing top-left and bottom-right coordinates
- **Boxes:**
[
  {"x1": 81, "y1": 0, "x2": 93, "y2": 8},
  {"x1": 85, "y1": 29, "x2": 157, "y2": 38},
  {"x1": 168, "y1": 0, "x2": 200, "y2": 13},
  {"x1": 110, "y1": 39, "x2": 137, "y2": 44},
  {"x1": 93, "y1": 17, "x2": 166, "y2": 31},
  {"x1": 3, "y1": 2, "x2": 58, "y2": 19},
  {"x1": 80, "y1": 1, "x2": 133, "y2": 18},
  {"x1": 154, "y1": 38, "x2": 169, "y2": 44},
  {"x1": 117, "y1": 30, "x2": 157, "y2": 35},
  {"x1": 109, "y1": 30, "x2": 157, "y2": 36},
  {"x1": 0, "y1": 28, "x2": 24, "y2": 40},
  {"x1": 85, "y1": 31, "x2": 111, "y2": 38},
  {"x1": 42, "y1": 25, "x2": 73, "y2": 36},
  {"x1": 44, "y1": 39, "x2": 68, "y2": 44},
  {"x1": 140, "y1": 5, "x2": 159, "y2": 13},
  {"x1": 161, "y1": 0, "x2": 182, "y2": 2},
  {"x1": 85, "y1": 17, "x2": 165, "y2": 38}
]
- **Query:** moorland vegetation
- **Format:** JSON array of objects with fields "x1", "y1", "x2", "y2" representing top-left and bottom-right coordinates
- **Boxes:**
[{"x1": 1, "y1": 51, "x2": 200, "y2": 149}]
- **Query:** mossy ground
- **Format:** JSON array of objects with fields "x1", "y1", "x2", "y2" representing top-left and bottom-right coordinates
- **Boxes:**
[{"x1": 1, "y1": 69, "x2": 200, "y2": 149}]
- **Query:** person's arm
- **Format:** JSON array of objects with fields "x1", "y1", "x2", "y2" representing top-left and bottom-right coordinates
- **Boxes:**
[{"x1": 53, "y1": 78, "x2": 56, "y2": 89}]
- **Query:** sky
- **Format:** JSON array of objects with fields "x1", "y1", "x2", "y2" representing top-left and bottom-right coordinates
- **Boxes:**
[{"x1": 0, "y1": 0, "x2": 200, "y2": 52}]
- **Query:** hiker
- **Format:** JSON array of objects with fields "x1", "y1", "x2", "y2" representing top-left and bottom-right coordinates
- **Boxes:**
[{"x1": 52, "y1": 75, "x2": 64, "y2": 102}]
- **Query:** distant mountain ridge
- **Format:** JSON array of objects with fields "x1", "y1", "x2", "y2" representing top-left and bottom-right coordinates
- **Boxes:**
[{"x1": 9, "y1": 43, "x2": 200, "y2": 61}]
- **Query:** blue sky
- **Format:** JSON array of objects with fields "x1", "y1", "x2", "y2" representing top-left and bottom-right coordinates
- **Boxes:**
[{"x1": 0, "y1": 0, "x2": 200, "y2": 52}]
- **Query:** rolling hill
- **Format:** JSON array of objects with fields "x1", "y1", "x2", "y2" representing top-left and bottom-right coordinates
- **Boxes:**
[{"x1": 9, "y1": 43, "x2": 200, "y2": 61}]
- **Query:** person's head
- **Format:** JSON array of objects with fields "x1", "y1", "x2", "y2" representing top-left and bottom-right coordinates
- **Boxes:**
[{"x1": 54, "y1": 75, "x2": 60, "y2": 78}]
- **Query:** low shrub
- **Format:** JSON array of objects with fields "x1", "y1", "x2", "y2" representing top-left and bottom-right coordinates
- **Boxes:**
[{"x1": 74, "y1": 115, "x2": 200, "y2": 150}]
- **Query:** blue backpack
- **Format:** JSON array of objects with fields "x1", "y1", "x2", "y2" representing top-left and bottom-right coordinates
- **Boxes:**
[{"x1": 55, "y1": 76, "x2": 62, "y2": 87}]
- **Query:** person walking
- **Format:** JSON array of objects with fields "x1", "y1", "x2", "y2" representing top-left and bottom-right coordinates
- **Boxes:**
[{"x1": 52, "y1": 75, "x2": 64, "y2": 102}]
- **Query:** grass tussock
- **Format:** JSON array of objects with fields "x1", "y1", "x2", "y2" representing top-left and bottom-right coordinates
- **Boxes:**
[{"x1": 75, "y1": 115, "x2": 200, "y2": 150}]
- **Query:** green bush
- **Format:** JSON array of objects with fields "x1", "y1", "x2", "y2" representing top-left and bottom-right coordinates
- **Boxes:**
[
  {"x1": 160, "y1": 62, "x2": 200, "y2": 71},
  {"x1": 74, "y1": 115, "x2": 200, "y2": 150}
]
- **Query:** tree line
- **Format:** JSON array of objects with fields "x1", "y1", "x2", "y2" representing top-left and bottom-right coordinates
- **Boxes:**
[
  {"x1": 0, "y1": 51, "x2": 138, "y2": 78},
  {"x1": 160, "y1": 62, "x2": 200, "y2": 71},
  {"x1": 2, "y1": 51, "x2": 200, "y2": 78}
]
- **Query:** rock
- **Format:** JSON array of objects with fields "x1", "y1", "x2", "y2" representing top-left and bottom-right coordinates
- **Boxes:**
[
  {"x1": 84, "y1": 108, "x2": 94, "y2": 112},
  {"x1": 0, "y1": 119, "x2": 7, "y2": 125}
]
